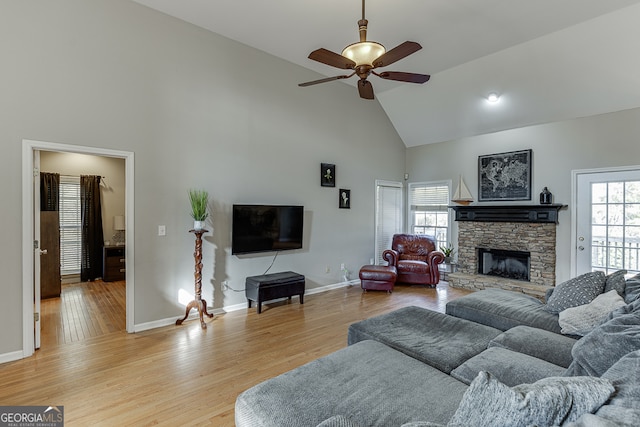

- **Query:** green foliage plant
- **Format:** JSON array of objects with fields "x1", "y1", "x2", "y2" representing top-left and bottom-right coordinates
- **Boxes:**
[
  {"x1": 439, "y1": 243, "x2": 455, "y2": 258},
  {"x1": 188, "y1": 189, "x2": 209, "y2": 221}
]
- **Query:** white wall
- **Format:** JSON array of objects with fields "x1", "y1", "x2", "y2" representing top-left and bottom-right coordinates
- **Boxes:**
[
  {"x1": 0, "y1": 0, "x2": 406, "y2": 357},
  {"x1": 406, "y1": 107, "x2": 640, "y2": 282}
]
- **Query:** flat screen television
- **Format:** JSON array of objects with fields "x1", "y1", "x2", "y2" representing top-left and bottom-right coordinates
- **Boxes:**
[{"x1": 232, "y1": 205, "x2": 304, "y2": 255}]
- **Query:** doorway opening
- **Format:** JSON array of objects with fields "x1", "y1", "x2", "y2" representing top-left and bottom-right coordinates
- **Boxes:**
[{"x1": 22, "y1": 139, "x2": 135, "y2": 359}]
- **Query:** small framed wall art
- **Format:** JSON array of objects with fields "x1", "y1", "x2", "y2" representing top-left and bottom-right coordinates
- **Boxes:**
[
  {"x1": 321, "y1": 163, "x2": 335, "y2": 187},
  {"x1": 339, "y1": 189, "x2": 351, "y2": 209},
  {"x1": 478, "y1": 149, "x2": 532, "y2": 201}
]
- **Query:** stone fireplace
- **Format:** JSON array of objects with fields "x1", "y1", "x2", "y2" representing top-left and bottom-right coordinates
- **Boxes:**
[{"x1": 447, "y1": 204, "x2": 564, "y2": 299}]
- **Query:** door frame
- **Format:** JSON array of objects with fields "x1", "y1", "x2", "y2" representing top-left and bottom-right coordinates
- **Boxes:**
[
  {"x1": 21, "y1": 139, "x2": 135, "y2": 358},
  {"x1": 374, "y1": 180, "x2": 403, "y2": 265},
  {"x1": 570, "y1": 164, "x2": 640, "y2": 277}
]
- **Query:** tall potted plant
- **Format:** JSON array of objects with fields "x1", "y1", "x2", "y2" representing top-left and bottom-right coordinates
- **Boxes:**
[{"x1": 189, "y1": 189, "x2": 209, "y2": 230}]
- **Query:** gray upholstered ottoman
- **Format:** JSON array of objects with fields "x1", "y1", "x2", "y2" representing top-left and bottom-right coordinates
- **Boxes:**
[
  {"x1": 235, "y1": 340, "x2": 468, "y2": 427},
  {"x1": 347, "y1": 306, "x2": 502, "y2": 373}
]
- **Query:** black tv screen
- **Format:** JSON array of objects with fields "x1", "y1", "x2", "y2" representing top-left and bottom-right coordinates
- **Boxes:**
[{"x1": 232, "y1": 205, "x2": 304, "y2": 255}]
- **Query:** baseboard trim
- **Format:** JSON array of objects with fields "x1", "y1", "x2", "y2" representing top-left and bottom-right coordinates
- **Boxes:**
[
  {"x1": 133, "y1": 279, "x2": 358, "y2": 333},
  {"x1": 0, "y1": 350, "x2": 26, "y2": 365}
]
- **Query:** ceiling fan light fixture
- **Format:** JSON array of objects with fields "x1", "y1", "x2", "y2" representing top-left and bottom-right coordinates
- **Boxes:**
[{"x1": 342, "y1": 41, "x2": 386, "y2": 67}]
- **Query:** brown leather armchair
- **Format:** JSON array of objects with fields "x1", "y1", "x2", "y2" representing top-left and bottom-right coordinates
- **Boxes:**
[{"x1": 382, "y1": 234, "x2": 445, "y2": 287}]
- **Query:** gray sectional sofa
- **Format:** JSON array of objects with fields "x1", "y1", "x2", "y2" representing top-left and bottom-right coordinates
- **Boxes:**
[{"x1": 235, "y1": 272, "x2": 640, "y2": 426}]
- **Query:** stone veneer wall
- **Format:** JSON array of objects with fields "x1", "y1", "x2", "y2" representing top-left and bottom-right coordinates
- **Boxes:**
[{"x1": 456, "y1": 221, "x2": 557, "y2": 288}]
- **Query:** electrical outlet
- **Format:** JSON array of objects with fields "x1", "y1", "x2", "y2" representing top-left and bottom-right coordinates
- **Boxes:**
[
  {"x1": 325, "y1": 265, "x2": 331, "y2": 273},
  {"x1": 222, "y1": 280, "x2": 229, "y2": 291},
  {"x1": 158, "y1": 225, "x2": 166, "y2": 236},
  {"x1": 340, "y1": 263, "x2": 345, "y2": 270}
]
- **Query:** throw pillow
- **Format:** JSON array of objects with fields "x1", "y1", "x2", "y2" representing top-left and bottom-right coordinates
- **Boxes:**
[
  {"x1": 544, "y1": 287, "x2": 554, "y2": 303},
  {"x1": 315, "y1": 415, "x2": 364, "y2": 427},
  {"x1": 544, "y1": 271, "x2": 606, "y2": 314},
  {"x1": 603, "y1": 269, "x2": 627, "y2": 297},
  {"x1": 625, "y1": 273, "x2": 640, "y2": 304},
  {"x1": 401, "y1": 423, "x2": 446, "y2": 427},
  {"x1": 601, "y1": 349, "x2": 640, "y2": 410},
  {"x1": 558, "y1": 290, "x2": 627, "y2": 336},
  {"x1": 565, "y1": 310, "x2": 640, "y2": 377},
  {"x1": 608, "y1": 297, "x2": 640, "y2": 320},
  {"x1": 447, "y1": 371, "x2": 614, "y2": 427}
]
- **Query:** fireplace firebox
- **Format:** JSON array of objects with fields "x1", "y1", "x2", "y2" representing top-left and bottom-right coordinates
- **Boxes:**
[{"x1": 477, "y1": 247, "x2": 531, "y2": 281}]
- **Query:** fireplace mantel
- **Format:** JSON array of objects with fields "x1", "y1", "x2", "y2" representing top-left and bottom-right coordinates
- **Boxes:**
[{"x1": 450, "y1": 204, "x2": 566, "y2": 223}]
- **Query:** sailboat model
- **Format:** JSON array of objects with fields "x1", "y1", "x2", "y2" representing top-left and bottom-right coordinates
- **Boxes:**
[{"x1": 452, "y1": 175, "x2": 473, "y2": 205}]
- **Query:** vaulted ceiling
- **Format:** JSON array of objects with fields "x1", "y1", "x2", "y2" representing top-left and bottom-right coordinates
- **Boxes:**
[{"x1": 132, "y1": 0, "x2": 640, "y2": 147}]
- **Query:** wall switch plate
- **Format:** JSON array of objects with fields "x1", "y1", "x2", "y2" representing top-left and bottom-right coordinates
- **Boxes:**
[{"x1": 158, "y1": 225, "x2": 166, "y2": 236}]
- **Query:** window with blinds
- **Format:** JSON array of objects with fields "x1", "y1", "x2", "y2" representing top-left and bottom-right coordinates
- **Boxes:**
[
  {"x1": 408, "y1": 181, "x2": 450, "y2": 249},
  {"x1": 59, "y1": 176, "x2": 81, "y2": 275}
]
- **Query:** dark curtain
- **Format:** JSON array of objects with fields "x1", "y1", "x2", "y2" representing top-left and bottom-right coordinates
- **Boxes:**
[
  {"x1": 80, "y1": 175, "x2": 104, "y2": 281},
  {"x1": 40, "y1": 172, "x2": 60, "y2": 211}
]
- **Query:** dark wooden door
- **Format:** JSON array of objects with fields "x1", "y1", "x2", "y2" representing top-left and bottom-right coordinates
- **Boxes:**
[{"x1": 41, "y1": 211, "x2": 61, "y2": 298}]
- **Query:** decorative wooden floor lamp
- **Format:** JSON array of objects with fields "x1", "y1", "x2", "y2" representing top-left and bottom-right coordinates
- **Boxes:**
[{"x1": 176, "y1": 229, "x2": 214, "y2": 329}]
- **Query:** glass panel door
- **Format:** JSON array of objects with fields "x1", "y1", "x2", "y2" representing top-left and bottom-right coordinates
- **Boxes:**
[{"x1": 575, "y1": 169, "x2": 640, "y2": 276}]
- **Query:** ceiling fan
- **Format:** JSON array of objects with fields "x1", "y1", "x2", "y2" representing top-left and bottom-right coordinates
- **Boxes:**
[{"x1": 299, "y1": 0, "x2": 430, "y2": 100}]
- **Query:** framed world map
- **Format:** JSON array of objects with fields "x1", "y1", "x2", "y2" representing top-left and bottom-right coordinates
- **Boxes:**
[{"x1": 478, "y1": 149, "x2": 532, "y2": 201}]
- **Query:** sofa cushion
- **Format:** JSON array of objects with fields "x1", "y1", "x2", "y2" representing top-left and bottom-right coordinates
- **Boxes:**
[
  {"x1": 565, "y1": 310, "x2": 640, "y2": 377},
  {"x1": 544, "y1": 271, "x2": 606, "y2": 314},
  {"x1": 447, "y1": 371, "x2": 614, "y2": 427},
  {"x1": 603, "y1": 269, "x2": 627, "y2": 297},
  {"x1": 558, "y1": 290, "x2": 627, "y2": 336},
  {"x1": 450, "y1": 347, "x2": 566, "y2": 387},
  {"x1": 347, "y1": 306, "x2": 501, "y2": 373},
  {"x1": 445, "y1": 288, "x2": 562, "y2": 333},
  {"x1": 235, "y1": 340, "x2": 468, "y2": 427},
  {"x1": 489, "y1": 326, "x2": 577, "y2": 368}
]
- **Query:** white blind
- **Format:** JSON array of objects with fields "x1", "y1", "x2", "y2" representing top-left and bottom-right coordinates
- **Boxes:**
[
  {"x1": 408, "y1": 181, "x2": 451, "y2": 249},
  {"x1": 59, "y1": 176, "x2": 81, "y2": 275},
  {"x1": 375, "y1": 181, "x2": 403, "y2": 265},
  {"x1": 410, "y1": 184, "x2": 449, "y2": 212}
]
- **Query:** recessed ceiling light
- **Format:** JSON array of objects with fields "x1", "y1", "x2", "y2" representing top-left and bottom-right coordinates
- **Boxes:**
[{"x1": 487, "y1": 93, "x2": 500, "y2": 103}]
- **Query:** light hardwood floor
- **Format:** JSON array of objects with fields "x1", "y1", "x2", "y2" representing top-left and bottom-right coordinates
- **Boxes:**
[
  {"x1": 1, "y1": 281, "x2": 470, "y2": 426},
  {"x1": 40, "y1": 280, "x2": 126, "y2": 346}
]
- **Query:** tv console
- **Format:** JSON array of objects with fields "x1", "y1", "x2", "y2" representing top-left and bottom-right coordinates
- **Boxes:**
[{"x1": 245, "y1": 271, "x2": 305, "y2": 314}]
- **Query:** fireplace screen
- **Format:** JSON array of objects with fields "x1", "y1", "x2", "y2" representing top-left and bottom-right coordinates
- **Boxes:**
[{"x1": 478, "y1": 248, "x2": 530, "y2": 281}]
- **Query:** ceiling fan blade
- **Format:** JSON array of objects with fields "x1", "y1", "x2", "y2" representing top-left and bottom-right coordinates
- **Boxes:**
[
  {"x1": 298, "y1": 73, "x2": 355, "y2": 87},
  {"x1": 372, "y1": 41, "x2": 422, "y2": 68},
  {"x1": 358, "y1": 79, "x2": 374, "y2": 100},
  {"x1": 308, "y1": 48, "x2": 356, "y2": 70},
  {"x1": 374, "y1": 71, "x2": 430, "y2": 84}
]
